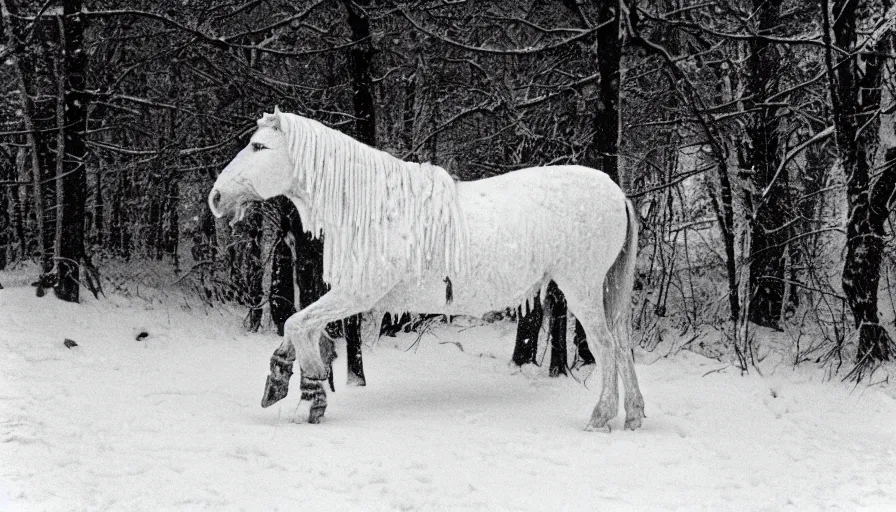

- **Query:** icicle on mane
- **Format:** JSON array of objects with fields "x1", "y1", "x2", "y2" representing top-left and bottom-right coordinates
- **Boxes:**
[{"x1": 264, "y1": 112, "x2": 467, "y2": 288}]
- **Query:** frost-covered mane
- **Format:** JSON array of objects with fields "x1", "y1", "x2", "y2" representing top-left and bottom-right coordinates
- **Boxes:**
[{"x1": 266, "y1": 112, "x2": 467, "y2": 287}]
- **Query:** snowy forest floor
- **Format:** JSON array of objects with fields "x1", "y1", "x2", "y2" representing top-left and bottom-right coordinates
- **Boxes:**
[{"x1": 2, "y1": 278, "x2": 896, "y2": 511}]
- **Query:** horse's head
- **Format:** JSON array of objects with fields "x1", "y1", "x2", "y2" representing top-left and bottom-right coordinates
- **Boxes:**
[{"x1": 209, "y1": 108, "x2": 294, "y2": 225}]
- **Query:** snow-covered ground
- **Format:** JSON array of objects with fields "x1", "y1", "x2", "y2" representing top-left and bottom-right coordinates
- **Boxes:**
[{"x1": 2, "y1": 284, "x2": 896, "y2": 511}]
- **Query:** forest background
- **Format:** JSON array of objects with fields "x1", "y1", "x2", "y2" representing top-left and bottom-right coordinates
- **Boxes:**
[{"x1": 1, "y1": 0, "x2": 894, "y2": 380}]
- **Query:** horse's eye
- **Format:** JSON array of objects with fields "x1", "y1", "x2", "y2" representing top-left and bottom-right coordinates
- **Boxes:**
[{"x1": 251, "y1": 142, "x2": 267, "y2": 152}]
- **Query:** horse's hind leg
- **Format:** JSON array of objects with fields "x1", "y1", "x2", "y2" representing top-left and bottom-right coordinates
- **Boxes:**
[
  {"x1": 618, "y1": 346, "x2": 645, "y2": 430},
  {"x1": 581, "y1": 313, "x2": 619, "y2": 431},
  {"x1": 554, "y1": 277, "x2": 619, "y2": 431}
]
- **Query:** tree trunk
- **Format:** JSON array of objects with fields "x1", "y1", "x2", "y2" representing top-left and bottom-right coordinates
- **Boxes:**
[
  {"x1": 270, "y1": 197, "x2": 297, "y2": 336},
  {"x1": 787, "y1": 141, "x2": 831, "y2": 314},
  {"x1": 163, "y1": 71, "x2": 180, "y2": 272},
  {"x1": 148, "y1": 173, "x2": 163, "y2": 260},
  {"x1": 2, "y1": 1, "x2": 57, "y2": 279},
  {"x1": 165, "y1": 177, "x2": 180, "y2": 271},
  {"x1": 547, "y1": 281, "x2": 568, "y2": 376},
  {"x1": 243, "y1": 206, "x2": 264, "y2": 332},
  {"x1": 512, "y1": 293, "x2": 543, "y2": 366},
  {"x1": 295, "y1": 233, "x2": 328, "y2": 311},
  {"x1": 109, "y1": 171, "x2": 130, "y2": 258},
  {"x1": 193, "y1": 174, "x2": 218, "y2": 302},
  {"x1": 341, "y1": 0, "x2": 377, "y2": 386},
  {"x1": 589, "y1": 0, "x2": 621, "y2": 185},
  {"x1": 344, "y1": 313, "x2": 366, "y2": 386},
  {"x1": 743, "y1": 0, "x2": 788, "y2": 329},
  {"x1": 54, "y1": 3, "x2": 88, "y2": 302},
  {"x1": 14, "y1": 146, "x2": 28, "y2": 260},
  {"x1": 573, "y1": 319, "x2": 595, "y2": 365},
  {"x1": 93, "y1": 172, "x2": 104, "y2": 250},
  {"x1": 0, "y1": 165, "x2": 8, "y2": 270},
  {"x1": 824, "y1": 0, "x2": 895, "y2": 365}
]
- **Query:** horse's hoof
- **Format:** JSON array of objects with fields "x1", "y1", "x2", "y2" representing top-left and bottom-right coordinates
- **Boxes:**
[
  {"x1": 624, "y1": 416, "x2": 643, "y2": 431},
  {"x1": 585, "y1": 422, "x2": 612, "y2": 433},
  {"x1": 261, "y1": 374, "x2": 289, "y2": 408},
  {"x1": 588, "y1": 402, "x2": 617, "y2": 433},
  {"x1": 308, "y1": 406, "x2": 326, "y2": 424}
]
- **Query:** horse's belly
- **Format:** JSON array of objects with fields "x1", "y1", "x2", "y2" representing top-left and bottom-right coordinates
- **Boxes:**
[
  {"x1": 378, "y1": 262, "x2": 543, "y2": 317},
  {"x1": 377, "y1": 219, "x2": 548, "y2": 316}
]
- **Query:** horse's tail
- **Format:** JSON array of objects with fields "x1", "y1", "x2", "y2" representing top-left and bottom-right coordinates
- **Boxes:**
[{"x1": 604, "y1": 197, "x2": 638, "y2": 349}]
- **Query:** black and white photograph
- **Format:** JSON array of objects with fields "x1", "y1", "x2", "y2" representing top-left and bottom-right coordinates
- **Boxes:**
[{"x1": 1, "y1": 0, "x2": 895, "y2": 509}]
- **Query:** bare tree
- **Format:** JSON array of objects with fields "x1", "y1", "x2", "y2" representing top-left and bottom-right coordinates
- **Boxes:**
[
  {"x1": 53, "y1": 1, "x2": 89, "y2": 302},
  {"x1": 823, "y1": 0, "x2": 896, "y2": 366}
]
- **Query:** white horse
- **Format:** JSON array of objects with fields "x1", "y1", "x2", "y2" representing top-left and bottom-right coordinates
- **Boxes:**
[{"x1": 209, "y1": 109, "x2": 645, "y2": 431}]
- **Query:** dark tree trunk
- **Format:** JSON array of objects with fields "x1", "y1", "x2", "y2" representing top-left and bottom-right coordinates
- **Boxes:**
[
  {"x1": 2, "y1": 1, "x2": 57, "y2": 277},
  {"x1": 574, "y1": 320, "x2": 595, "y2": 365},
  {"x1": 824, "y1": 0, "x2": 895, "y2": 365},
  {"x1": 402, "y1": 61, "x2": 418, "y2": 154},
  {"x1": 109, "y1": 171, "x2": 131, "y2": 259},
  {"x1": 296, "y1": 229, "x2": 327, "y2": 311},
  {"x1": 743, "y1": 0, "x2": 787, "y2": 330},
  {"x1": 93, "y1": 172, "x2": 104, "y2": 249},
  {"x1": 270, "y1": 197, "x2": 297, "y2": 336},
  {"x1": 512, "y1": 292, "x2": 543, "y2": 366},
  {"x1": 13, "y1": 147, "x2": 27, "y2": 260},
  {"x1": 165, "y1": 177, "x2": 180, "y2": 271},
  {"x1": 787, "y1": 141, "x2": 831, "y2": 314},
  {"x1": 148, "y1": 174, "x2": 163, "y2": 260},
  {"x1": 53, "y1": 3, "x2": 88, "y2": 303},
  {"x1": 344, "y1": 313, "x2": 366, "y2": 386},
  {"x1": 163, "y1": 79, "x2": 180, "y2": 271},
  {"x1": 340, "y1": 0, "x2": 377, "y2": 386},
  {"x1": 193, "y1": 179, "x2": 218, "y2": 302},
  {"x1": 344, "y1": 0, "x2": 376, "y2": 145},
  {"x1": 243, "y1": 206, "x2": 264, "y2": 332},
  {"x1": 547, "y1": 281, "x2": 568, "y2": 377},
  {"x1": 589, "y1": 0, "x2": 621, "y2": 184},
  {"x1": 0, "y1": 165, "x2": 9, "y2": 270}
]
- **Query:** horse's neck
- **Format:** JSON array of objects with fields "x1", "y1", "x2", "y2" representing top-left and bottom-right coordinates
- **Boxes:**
[
  {"x1": 289, "y1": 113, "x2": 449, "y2": 185},
  {"x1": 286, "y1": 113, "x2": 465, "y2": 283}
]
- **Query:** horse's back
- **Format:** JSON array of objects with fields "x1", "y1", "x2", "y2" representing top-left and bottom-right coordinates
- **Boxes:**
[
  {"x1": 460, "y1": 165, "x2": 624, "y2": 216},
  {"x1": 434, "y1": 165, "x2": 628, "y2": 314},
  {"x1": 458, "y1": 165, "x2": 627, "y2": 242}
]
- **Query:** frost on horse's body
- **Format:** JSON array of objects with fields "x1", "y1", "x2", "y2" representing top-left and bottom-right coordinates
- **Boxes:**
[{"x1": 208, "y1": 108, "x2": 645, "y2": 431}]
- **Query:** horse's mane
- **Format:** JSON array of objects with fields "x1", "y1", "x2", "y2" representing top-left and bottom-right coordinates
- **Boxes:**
[{"x1": 265, "y1": 112, "x2": 467, "y2": 288}]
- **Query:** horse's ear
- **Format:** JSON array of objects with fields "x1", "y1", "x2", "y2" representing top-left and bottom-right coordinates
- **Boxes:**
[
  {"x1": 272, "y1": 106, "x2": 283, "y2": 131},
  {"x1": 258, "y1": 109, "x2": 282, "y2": 131}
]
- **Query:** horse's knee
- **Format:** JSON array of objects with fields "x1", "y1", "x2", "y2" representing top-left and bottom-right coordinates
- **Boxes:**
[
  {"x1": 297, "y1": 335, "x2": 331, "y2": 381},
  {"x1": 283, "y1": 314, "x2": 304, "y2": 340},
  {"x1": 272, "y1": 336, "x2": 296, "y2": 362}
]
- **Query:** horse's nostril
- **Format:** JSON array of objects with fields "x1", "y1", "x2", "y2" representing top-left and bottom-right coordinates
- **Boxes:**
[{"x1": 211, "y1": 190, "x2": 221, "y2": 208}]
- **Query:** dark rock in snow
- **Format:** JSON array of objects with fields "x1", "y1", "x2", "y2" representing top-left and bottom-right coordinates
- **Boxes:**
[
  {"x1": 64, "y1": 338, "x2": 78, "y2": 348},
  {"x1": 135, "y1": 331, "x2": 149, "y2": 341}
]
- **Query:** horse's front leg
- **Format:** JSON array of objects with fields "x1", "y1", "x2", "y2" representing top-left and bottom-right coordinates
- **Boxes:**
[
  {"x1": 261, "y1": 289, "x2": 384, "y2": 422},
  {"x1": 260, "y1": 329, "x2": 333, "y2": 418},
  {"x1": 261, "y1": 336, "x2": 297, "y2": 408}
]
